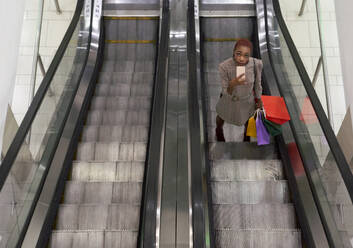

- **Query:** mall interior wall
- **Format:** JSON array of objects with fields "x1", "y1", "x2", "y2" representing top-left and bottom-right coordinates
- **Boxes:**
[
  {"x1": 0, "y1": 1, "x2": 26, "y2": 155},
  {"x1": 334, "y1": 0, "x2": 353, "y2": 129}
]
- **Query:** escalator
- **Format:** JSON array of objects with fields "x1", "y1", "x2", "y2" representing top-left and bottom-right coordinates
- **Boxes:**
[
  {"x1": 0, "y1": 0, "x2": 164, "y2": 247},
  {"x1": 49, "y1": 16, "x2": 158, "y2": 246},
  {"x1": 201, "y1": 16, "x2": 301, "y2": 247},
  {"x1": 188, "y1": 0, "x2": 353, "y2": 247},
  {"x1": 1, "y1": 0, "x2": 353, "y2": 247}
]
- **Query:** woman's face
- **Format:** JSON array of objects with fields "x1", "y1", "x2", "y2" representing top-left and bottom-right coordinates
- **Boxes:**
[{"x1": 233, "y1": 45, "x2": 251, "y2": 66}]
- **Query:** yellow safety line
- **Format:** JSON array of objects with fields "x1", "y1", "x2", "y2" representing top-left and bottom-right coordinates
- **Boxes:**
[
  {"x1": 104, "y1": 16, "x2": 159, "y2": 20},
  {"x1": 106, "y1": 40, "x2": 156, "y2": 44},
  {"x1": 205, "y1": 38, "x2": 243, "y2": 42}
]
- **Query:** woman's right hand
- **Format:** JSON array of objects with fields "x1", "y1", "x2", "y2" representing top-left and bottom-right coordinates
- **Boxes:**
[{"x1": 227, "y1": 74, "x2": 246, "y2": 94}]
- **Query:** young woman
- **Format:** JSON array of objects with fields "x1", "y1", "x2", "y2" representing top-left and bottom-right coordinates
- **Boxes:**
[{"x1": 215, "y1": 39, "x2": 263, "y2": 142}]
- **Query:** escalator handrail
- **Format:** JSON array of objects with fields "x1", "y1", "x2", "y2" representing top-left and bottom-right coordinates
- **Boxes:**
[
  {"x1": 271, "y1": 0, "x2": 353, "y2": 202},
  {"x1": 0, "y1": 0, "x2": 85, "y2": 192},
  {"x1": 139, "y1": 0, "x2": 170, "y2": 246}
]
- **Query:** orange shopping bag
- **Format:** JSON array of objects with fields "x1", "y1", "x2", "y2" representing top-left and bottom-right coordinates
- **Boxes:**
[{"x1": 261, "y1": 95, "x2": 290, "y2": 125}]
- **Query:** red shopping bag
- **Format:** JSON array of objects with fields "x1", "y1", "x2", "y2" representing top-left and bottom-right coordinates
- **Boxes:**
[
  {"x1": 299, "y1": 97, "x2": 318, "y2": 124},
  {"x1": 261, "y1": 95, "x2": 290, "y2": 125}
]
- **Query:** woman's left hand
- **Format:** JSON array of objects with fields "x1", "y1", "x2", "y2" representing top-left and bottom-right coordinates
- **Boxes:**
[{"x1": 255, "y1": 98, "x2": 263, "y2": 109}]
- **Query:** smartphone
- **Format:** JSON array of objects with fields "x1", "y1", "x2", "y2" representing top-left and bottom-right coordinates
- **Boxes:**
[{"x1": 236, "y1": 66, "x2": 246, "y2": 80}]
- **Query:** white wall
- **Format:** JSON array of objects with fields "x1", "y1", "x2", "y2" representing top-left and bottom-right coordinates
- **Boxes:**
[
  {"x1": 279, "y1": 0, "x2": 346, "y2": 133},
  {"x1": 12, "y1": 0, "x2": 76, "y2": 125},
  {"x1": 0, "y1": 1, "x2": 26, "y2": 155},
  {"x1": 334, "y1": 0, "x2": 353, "y2": 128}
]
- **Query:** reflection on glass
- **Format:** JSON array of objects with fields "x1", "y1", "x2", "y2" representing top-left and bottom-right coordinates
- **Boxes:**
[
  {"x1": 275, "y1": 25, "x2": 353, "y2": 247},
  {"x1": 0, "y1": 17, "x2": 84, "y2": 248}
]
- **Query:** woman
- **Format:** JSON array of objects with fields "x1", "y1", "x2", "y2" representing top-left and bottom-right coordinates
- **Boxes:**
[{"x1": 215, "y1": 39, "x2": 263, "y2": 142}]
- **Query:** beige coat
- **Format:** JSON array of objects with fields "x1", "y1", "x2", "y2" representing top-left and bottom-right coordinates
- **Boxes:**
[{"x1": 215, "y1": 57, "x2": 263, "y2": 125}]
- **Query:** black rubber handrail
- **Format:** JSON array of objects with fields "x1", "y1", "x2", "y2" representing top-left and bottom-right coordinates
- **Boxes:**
[
  {"x1": 271, "y1": 0, "x2": 353, "y2": 203},
  {"x1": 139, "y1": 0, "x2": 170, "y2": 247},
  {"x1": 0, "y1": 0, "x2": 85, "y2": 192}
]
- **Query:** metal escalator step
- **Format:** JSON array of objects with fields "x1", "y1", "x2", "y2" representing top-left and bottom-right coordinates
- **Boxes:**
[
  {"x1": 98, "y1": 72, "x2": 133, "y2": 84},
  {"x1": 215, "y1": 229, "x2": 301, "y2": 248},
  {"x1": 134, "y1": 61, "x2": 154, "y2": 72},
  {"x1": 76, "y1": 142, "x2": 146, "y2": 162},
  {"x1": 207, "y1": 125, "x2": 251, "y2": 142},
  {"x1": 98, "y1": 71, "x2": 154, "y2": 85},
  {"x1": 71, "y1": 161, "x2": 144, "y2": 182},
  {"x1": 209, "y1": 142, "x2": 279, "y2": 160},
  {"x1": 101, "y1": 61, "x2": 135, "y2": 72},
  {"x1": 49, "y1": 230, "x2": 138, "y2": 248},
  {"x1": 81, "y1": 125, "x2": 148, "y2": 142},
  {"x1": 95, "y1": 83, "x2": 153, "y2": 97},
  {"x1": 213, "y1": 204, "x2": 297, "y2": 229},
  {"x1": 211, "y1": 160, "x2": 283, "y2": 181},
  {"x1": 49, "y1": 231, "x2": 104, "y2": 248},
  {"x1": 56, "y1": 204, "x2": 140, "y2": 230},
  {"x1": 63, "y1": 182, "x2": 142, "y2": 204},
  {"x1": 211, "y1": 181, "x2": 290, "y2": 204},
  {"x1": 91, "y1": 96, "x2": 151, "y2": 110},
  {"x1": 86, "y1": 110, "x2": 150, "y2": 125}
]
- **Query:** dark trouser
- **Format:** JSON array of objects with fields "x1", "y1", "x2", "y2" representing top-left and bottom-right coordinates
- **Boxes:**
[{"x1": 216, "y1": 115, "x2": 249, "y2": 142}]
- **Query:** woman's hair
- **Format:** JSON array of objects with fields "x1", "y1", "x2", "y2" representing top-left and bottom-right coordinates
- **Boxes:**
[{"x1": 233, "y1": 38, "x2": 253, "y2": 54}]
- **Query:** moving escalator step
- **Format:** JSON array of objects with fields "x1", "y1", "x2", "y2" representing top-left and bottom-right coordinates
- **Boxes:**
[{"x1": 49, "y1": 16, "x2": 158, "y2": 247}]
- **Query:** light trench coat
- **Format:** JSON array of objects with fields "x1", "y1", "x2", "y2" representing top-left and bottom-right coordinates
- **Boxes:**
[{"x1": 215, "y1": 57, "x2": 263, "y2": 126}]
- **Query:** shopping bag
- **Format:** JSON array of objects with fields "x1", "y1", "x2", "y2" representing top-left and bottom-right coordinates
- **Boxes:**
[
  {"x1": 256, "y1": 110, "x2": 271, "y2": 145},
  {"x1": 263, "y1": 118, "x2": 282, "y2": 136},
  {"x1": 246, "y1": 115, "x2": 257, "y2": 137},
  {"x1": 261, "y1": 95, "x2": 290, "y2": 125},
  {"x1": 299, "y1": 97, "x2": 318, "y2": 124}
]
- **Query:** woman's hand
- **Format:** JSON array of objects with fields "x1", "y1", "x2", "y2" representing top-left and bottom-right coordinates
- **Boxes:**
[
  {"x1": 227, "y1": 74, "x2": 246, "y2": 94},
  {"x1": 255, "y1": 98, "x2": 263, "y2": 109}
]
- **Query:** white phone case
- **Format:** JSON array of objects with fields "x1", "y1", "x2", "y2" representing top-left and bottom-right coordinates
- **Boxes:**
[{"x1": 236, "y1": 66, "x2": 246, "y2": 79}]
